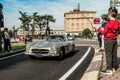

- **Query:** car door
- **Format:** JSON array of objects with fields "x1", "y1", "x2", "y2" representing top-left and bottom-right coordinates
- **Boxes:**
[
  {"x1": 65, "y1": 40, "x2": 73, "y2": 53},
  {"x1": 68, "y1": 41, "x2": 73, "y2": 51},
  {"x1": 64, "y1": 35, "x2": 73, "y2": 53}
]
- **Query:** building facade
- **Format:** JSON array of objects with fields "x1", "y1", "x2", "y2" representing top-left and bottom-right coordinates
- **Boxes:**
[
  {"x1": 64, "y1": 10, "x2": 96, "y2": 35},
  {"x1": 17, "y1": 29, "x2": 65, "y2": 36}
]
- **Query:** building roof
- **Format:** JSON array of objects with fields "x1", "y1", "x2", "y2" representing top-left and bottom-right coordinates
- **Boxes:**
[{"x1": 64, "y1": 9, "x2": 96, "y2": 16}]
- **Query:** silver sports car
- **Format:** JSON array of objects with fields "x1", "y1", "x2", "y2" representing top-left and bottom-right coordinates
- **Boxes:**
[{"x1": 25, "y1": 34, "x2": 75, "y2": 59}]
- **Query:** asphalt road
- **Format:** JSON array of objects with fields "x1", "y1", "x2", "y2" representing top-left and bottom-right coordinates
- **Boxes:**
[{"x1": 0, "y1": 39, "x2": 95, "y2": 80}]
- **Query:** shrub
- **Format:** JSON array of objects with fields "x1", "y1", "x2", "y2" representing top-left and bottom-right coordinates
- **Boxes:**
[{"x1": 82, "y1": 28, "x2": 91, "y2": 36}]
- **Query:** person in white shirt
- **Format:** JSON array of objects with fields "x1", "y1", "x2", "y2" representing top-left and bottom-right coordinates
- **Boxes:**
[{"x1": 3, "y1": 27, "x2": 12, "y2": 52}]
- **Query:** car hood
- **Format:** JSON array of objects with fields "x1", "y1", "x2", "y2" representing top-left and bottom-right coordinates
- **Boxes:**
[{"x1": 32, "y1": 41, "x2": 64, "y2": 48}]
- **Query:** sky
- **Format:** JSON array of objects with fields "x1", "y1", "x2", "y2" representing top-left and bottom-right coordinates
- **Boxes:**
[{"x1": 0, "y1": 0, "x2": 119, "y2": 30}]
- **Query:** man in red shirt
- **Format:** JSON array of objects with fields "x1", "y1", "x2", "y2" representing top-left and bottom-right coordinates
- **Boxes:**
[{"x1": 97, "y1": 8, "x2": 120, "y2": 75}]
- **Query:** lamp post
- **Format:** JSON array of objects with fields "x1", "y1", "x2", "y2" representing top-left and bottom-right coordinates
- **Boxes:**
[
  {"x1": 109, "y1": 0, "x2": 120, "y2": 12},
  {"x1": 110, "y1": 0, "x2": 120, "y2": 7},
  {"x1": 75, "y1": 3, "x2": 95, "y2": 32},
  {"x1": 0, "y1": 3, "x2": 4, "y2": 51}
]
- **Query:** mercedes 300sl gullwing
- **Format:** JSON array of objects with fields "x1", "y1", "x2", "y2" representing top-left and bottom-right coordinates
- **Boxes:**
[{"x1": 25, "y1": 34, "x2": 75, "y2": 59}]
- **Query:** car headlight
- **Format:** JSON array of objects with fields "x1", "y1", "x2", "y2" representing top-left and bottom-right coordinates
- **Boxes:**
[
  {"x1": 50, "y1": 47, "x2": 57, "y2": 53},
  {"x1": 26, "y1": 45, "x2": 31, "y2": 52}
]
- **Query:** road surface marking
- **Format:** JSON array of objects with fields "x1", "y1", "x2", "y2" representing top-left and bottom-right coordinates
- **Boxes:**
[
  {"x1": 0, "y1": 52, "x2": 24, "y2": 61},
  {"x1": 59, "y1": 47, "x2": 91, "y2": 80}
]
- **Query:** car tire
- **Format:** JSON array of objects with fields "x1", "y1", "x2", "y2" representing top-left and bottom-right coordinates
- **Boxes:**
[
  {"x1": 29, "y1": 55, "x2": 36, "y2": 59},
  {"x1": 58, "y1": 49, "x2": 64, "y2": 60},
  {"x1": 72, "y1": 44, "x2": 75, "y2": 52}
]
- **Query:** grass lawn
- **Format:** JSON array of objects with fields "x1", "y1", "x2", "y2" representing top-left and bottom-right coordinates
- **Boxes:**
[
  {"x1": 0, "y1": 42, "x2": 26, "y2": 54},
  {"x1": 11, "y1": 42, "x2": 26, "y2": 51},
  {"x1": 118, "y1": 35, "x2": 120, "y2": 41}
]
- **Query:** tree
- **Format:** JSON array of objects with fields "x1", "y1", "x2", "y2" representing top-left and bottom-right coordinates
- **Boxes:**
[
  {"x1": 117, "y1": 13, "x2": 120, "y2": 20},
  {"x1": 19, "y1": 11, "x2": 30, "y2": 31},
  {"x1": 0, "y1": 3, "x2": 3, "y2": 51},
  {"x1": 30, "y1": 12, "x2": 38, "y2": 39},
  {"x1": 42, "y1": 15, "x2": 55, "y2": 37},
  {"x1": 19, "y1": 11, "x2": 31, "y2": 43},
  {"x1": 117, "y1": 13, "x2": 120, "y2": 34},
  {"x1": 101, "y1": 14, "x2": 108, "y2": 20},
  {"x1": 12, "y1": 26, "x2": 18, "y2": 39},
  {"x1": 8, "y1": 30, "x2": 13, "y2": 38},
  {"x1": 82, "y1": 28, "x2": 92, "y2": 38},
  {"x1": 19, "y1": 11, "x2": 56, "y2": 39},
  {"x1": 34, "y1": 15, "x2": 46, "y2": 39}
]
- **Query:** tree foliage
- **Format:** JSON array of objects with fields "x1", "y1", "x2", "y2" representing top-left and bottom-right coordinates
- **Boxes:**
[
  {"x1": 18, "y1": 11, "x2": 55, "y2": 38},
  {"x1": 19, "y1": 11, "x2": 31, "y2": 31},
  {"x1": 117, "y1": 13, "x2": 120, "y2": 20},
  {"x1": 101, "y1": 14, "x2": 107, "y2": 20},
  {"x1": 42, "y1": 15, "x2": 55, "y2": 36},
  {"x1": 82, "y1": 28, "x2": 92, "y2": 38}
]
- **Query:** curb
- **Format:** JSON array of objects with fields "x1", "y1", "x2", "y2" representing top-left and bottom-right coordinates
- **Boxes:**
[
  {"x1": 81, "y1": 51, "x2": 103, "y2": 80},
  {"x1": 0, "y1": 48, "x2": 25, "y2": 58}
]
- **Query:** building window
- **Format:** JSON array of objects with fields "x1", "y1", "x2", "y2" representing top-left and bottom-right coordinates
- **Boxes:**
[
  {"x1": 67, "y1": 23, "x2": 69, "y2": 25},
  {"x1": 71, "y1": 23, "x2": 74, "y2": 26},
  {"x1": 71, "y1": 27, "x2": 74, "y2": 30},
  {"x1": 86, "y1": 23, "x2": 89, "y2": 26},
  {"x1": 81, "y1": 19, "x2": 84, "y2": 22},
  {"x1": 66, "y1": 28, "x2": 69, "y2": 30},
  {"x1": 81, "y1": 23, "x2": 84, "y2": 26},
  {"x1": 67, "y1": 19, "x2": 70, "y2": 22},
  {"x1": 76, "y1": 23, "x2": 79, "y2": 26}
]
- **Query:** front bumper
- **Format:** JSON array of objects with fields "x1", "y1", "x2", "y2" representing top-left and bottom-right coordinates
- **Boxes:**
[{"x1": 25, "y1": 52, "x2": 60, "y2": 57}]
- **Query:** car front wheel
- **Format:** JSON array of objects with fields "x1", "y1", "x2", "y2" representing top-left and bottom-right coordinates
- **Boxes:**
[
  {"x1": 29, "y1": 55, "x2": 36, "y2": 59},
  {"x1": 72, "y1": 45, "x2": 75, "y2": 52},
  {"x1": 58, "y1": 49, "x2": 64, "y2": 60}
]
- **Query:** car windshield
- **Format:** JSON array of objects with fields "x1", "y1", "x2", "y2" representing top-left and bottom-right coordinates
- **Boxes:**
[{"x1": 46, "y1": 35, "x2": 65, "y2": 42}]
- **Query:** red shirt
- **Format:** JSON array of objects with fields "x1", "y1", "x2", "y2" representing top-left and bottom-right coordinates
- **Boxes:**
[{"x1": 97, "y1": 20, "x2": 120, "y2": 40}]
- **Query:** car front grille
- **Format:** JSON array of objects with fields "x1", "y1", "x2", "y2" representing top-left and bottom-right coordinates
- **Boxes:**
[{"x1": 32, "y1": 49, "x2": 49, "y2": 54}]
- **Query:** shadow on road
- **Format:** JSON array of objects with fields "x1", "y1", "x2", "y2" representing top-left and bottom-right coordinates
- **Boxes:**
[
  {"x1": 0, "y1": 54, "x2": 28, "y2": 69},
  {"x1": 30, "y1": 46, "x2": 92, "y2": 61},
  {"x1": 31, "y1": 49, "x2": 79, "y2": 61}
]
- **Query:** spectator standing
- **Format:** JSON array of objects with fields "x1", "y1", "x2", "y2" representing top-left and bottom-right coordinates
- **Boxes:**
[
  {"x1": 3, "y1": 27, "x2": 12, "y2": 52},
  {"x1": 97, "y1": 8, "x2": 120, "y2": 75}
]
